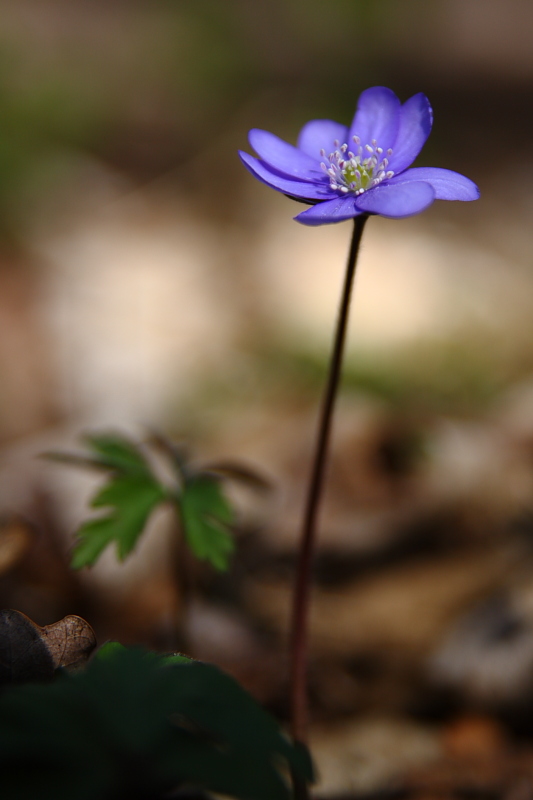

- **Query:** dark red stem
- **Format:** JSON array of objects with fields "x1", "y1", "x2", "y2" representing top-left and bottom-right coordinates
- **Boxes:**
[{"x1": 289, "y1": 214, "x2": 368, "y2": 750}]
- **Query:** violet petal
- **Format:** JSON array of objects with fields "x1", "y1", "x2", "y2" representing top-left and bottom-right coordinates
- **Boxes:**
[
  {"x1": 388, "y1": 93, "x2": 433, "y2": 174},
  {"x1": 388, "y1": 167, "x2": 479, "y2": 201},
  {"x1": 239, "y1": 152, "x2": 333, "y2": 200},
  {"x1": 297, "y1": 119, "x2": 349, "y2": 158},
  {"x1": 348, "y1": 86, "x2": 400, "y2": 153},
  {"x1": 248, "y1": 129, "x2": 319, "y2": 180},
  {"x1": 295, "y1": 195, "x2": 363, "y2": 226},
  {"x1": 354, "y1": 181, "x2": 435, "y2": 218}
]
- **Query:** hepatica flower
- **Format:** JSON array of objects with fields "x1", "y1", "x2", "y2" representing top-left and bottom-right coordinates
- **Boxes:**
[
  {"x1": 240, "y1": 87, "x2": 480, "y2": 758},
  {"x1": 239, "y1": 86, "x2": 479, "y2": 225}
]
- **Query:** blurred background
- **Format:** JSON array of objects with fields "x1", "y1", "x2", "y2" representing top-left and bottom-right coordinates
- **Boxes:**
[{"x1": 2, "y1": 0, "x2": 533, "y2": 795}]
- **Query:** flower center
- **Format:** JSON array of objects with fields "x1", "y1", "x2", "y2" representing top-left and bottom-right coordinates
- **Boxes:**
[{"x1": 320, "y1": 136, "x2": 394, "y2": 195}]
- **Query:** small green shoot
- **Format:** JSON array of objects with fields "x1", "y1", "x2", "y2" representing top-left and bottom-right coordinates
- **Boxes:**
[{"x1": 46, "y1": 432, "x2": 242, "y2": 572}]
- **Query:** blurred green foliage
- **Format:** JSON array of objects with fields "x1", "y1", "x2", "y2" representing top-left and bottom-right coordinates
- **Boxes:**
[
  {"x1": 178, "y1": 473, "x2": 235, "y2": 571},
  {"x1": 172, "y1": 335, "x2": 512, "y2": 435},
  {"x1": 47, "y1": 432, "x2": 235, "y2": 571},
  {"x1": 0, "y1": 0, "x2": 459, "y2": 238},
  {"x1": 67, "y1": 434, "x2": 169, "y2": 568},
  {"x1": 0, "y1": 644, "x2": 313, "y2": 800}
]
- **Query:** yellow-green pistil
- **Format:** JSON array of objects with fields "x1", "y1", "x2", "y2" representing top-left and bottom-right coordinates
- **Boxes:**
[{"x1": 320, "y1": 136, "x2": 395, "y2": 196}]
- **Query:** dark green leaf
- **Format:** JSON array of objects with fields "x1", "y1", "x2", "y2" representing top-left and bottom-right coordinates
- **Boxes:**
[
  {"x1": 179, "y1": 475, "x2": 235, "y2": 570},
  {"x1": 94, "y1": 642, "x2": 192, "y2": 666},
  {"x1": 92, "y1": 641, "x2": 127, "y2": 661},
  {"x1": 0, "y1": 646, "x2": 313, "y2": 800}
]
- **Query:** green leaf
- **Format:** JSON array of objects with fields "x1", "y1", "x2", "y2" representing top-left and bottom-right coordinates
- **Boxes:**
[
  {"x1": 68, "y1": 434, "x2": 167, "y2": 568},
  {"x1": 0, "y1": 647, "x2": 313, "y2": 800},
  {"x1": 94, "y1": 642, "x2": 192, "y2": 666},
  {"x1": 92, "y1": 641, "x2": 127, "y2": 661},
  {"x1": 44, "y1": 432, "x2": 151, "y2": 474},
  {"x1": 82, "y1": 433, "x2": 150, "y2": 472},
  {"x1": 178, "y1": 474, "x2": 235, "y2": 570},
  {"x1": 49, "y1": 431, "x2": 238, "y2": 572},
  {"x1": 72, "y1": 479, "x2": 166, "y2": 568}
]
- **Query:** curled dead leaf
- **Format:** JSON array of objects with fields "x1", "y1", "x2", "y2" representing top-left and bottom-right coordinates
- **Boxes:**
[{"x1": 0, "y1": 609, "x2": 96, "y2": 684}]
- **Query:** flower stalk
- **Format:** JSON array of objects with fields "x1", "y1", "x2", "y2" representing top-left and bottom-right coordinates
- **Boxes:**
[
  {"x1": 240, "y1": 86, "x2": 479, "y2": 800},
  {"x1": 289, "y1": 213, "x2": 368, "y2": 747}
]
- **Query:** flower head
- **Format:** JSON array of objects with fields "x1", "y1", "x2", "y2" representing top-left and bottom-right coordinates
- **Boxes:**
[{"x1": 239, "y1": 86, "x2": 479, "y2": 226}]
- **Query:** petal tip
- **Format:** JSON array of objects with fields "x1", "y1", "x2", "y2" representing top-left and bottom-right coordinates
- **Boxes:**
[
  {"x1": 470, "y1": 183, "x2": 481, "y2": 200},
  {"x1": 247, "y1": 128, "x2": 265, "y2": 150}
]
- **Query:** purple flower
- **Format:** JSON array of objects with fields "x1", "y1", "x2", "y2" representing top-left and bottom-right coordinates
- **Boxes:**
[{"x1": 239, "y1": 86, "x2": 479, "y2": 226}]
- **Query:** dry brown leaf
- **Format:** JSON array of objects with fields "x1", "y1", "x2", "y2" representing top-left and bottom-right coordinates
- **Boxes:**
[{"x1": 0, "y1": 609, "x2": 96, "y2": 683}]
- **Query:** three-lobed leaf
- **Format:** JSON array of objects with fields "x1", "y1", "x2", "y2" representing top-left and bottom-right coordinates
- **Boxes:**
[
  {"x1": 51, "y1": 432, "x2": 237, "y2": 572},
  {"x1": 69, "y1": 435, "x2": 168, "y2": 568}
]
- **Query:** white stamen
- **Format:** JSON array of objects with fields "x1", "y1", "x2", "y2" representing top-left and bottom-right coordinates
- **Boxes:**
[{"x1": 321, "y1": 134, "x2": 392, "y2": 197}]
